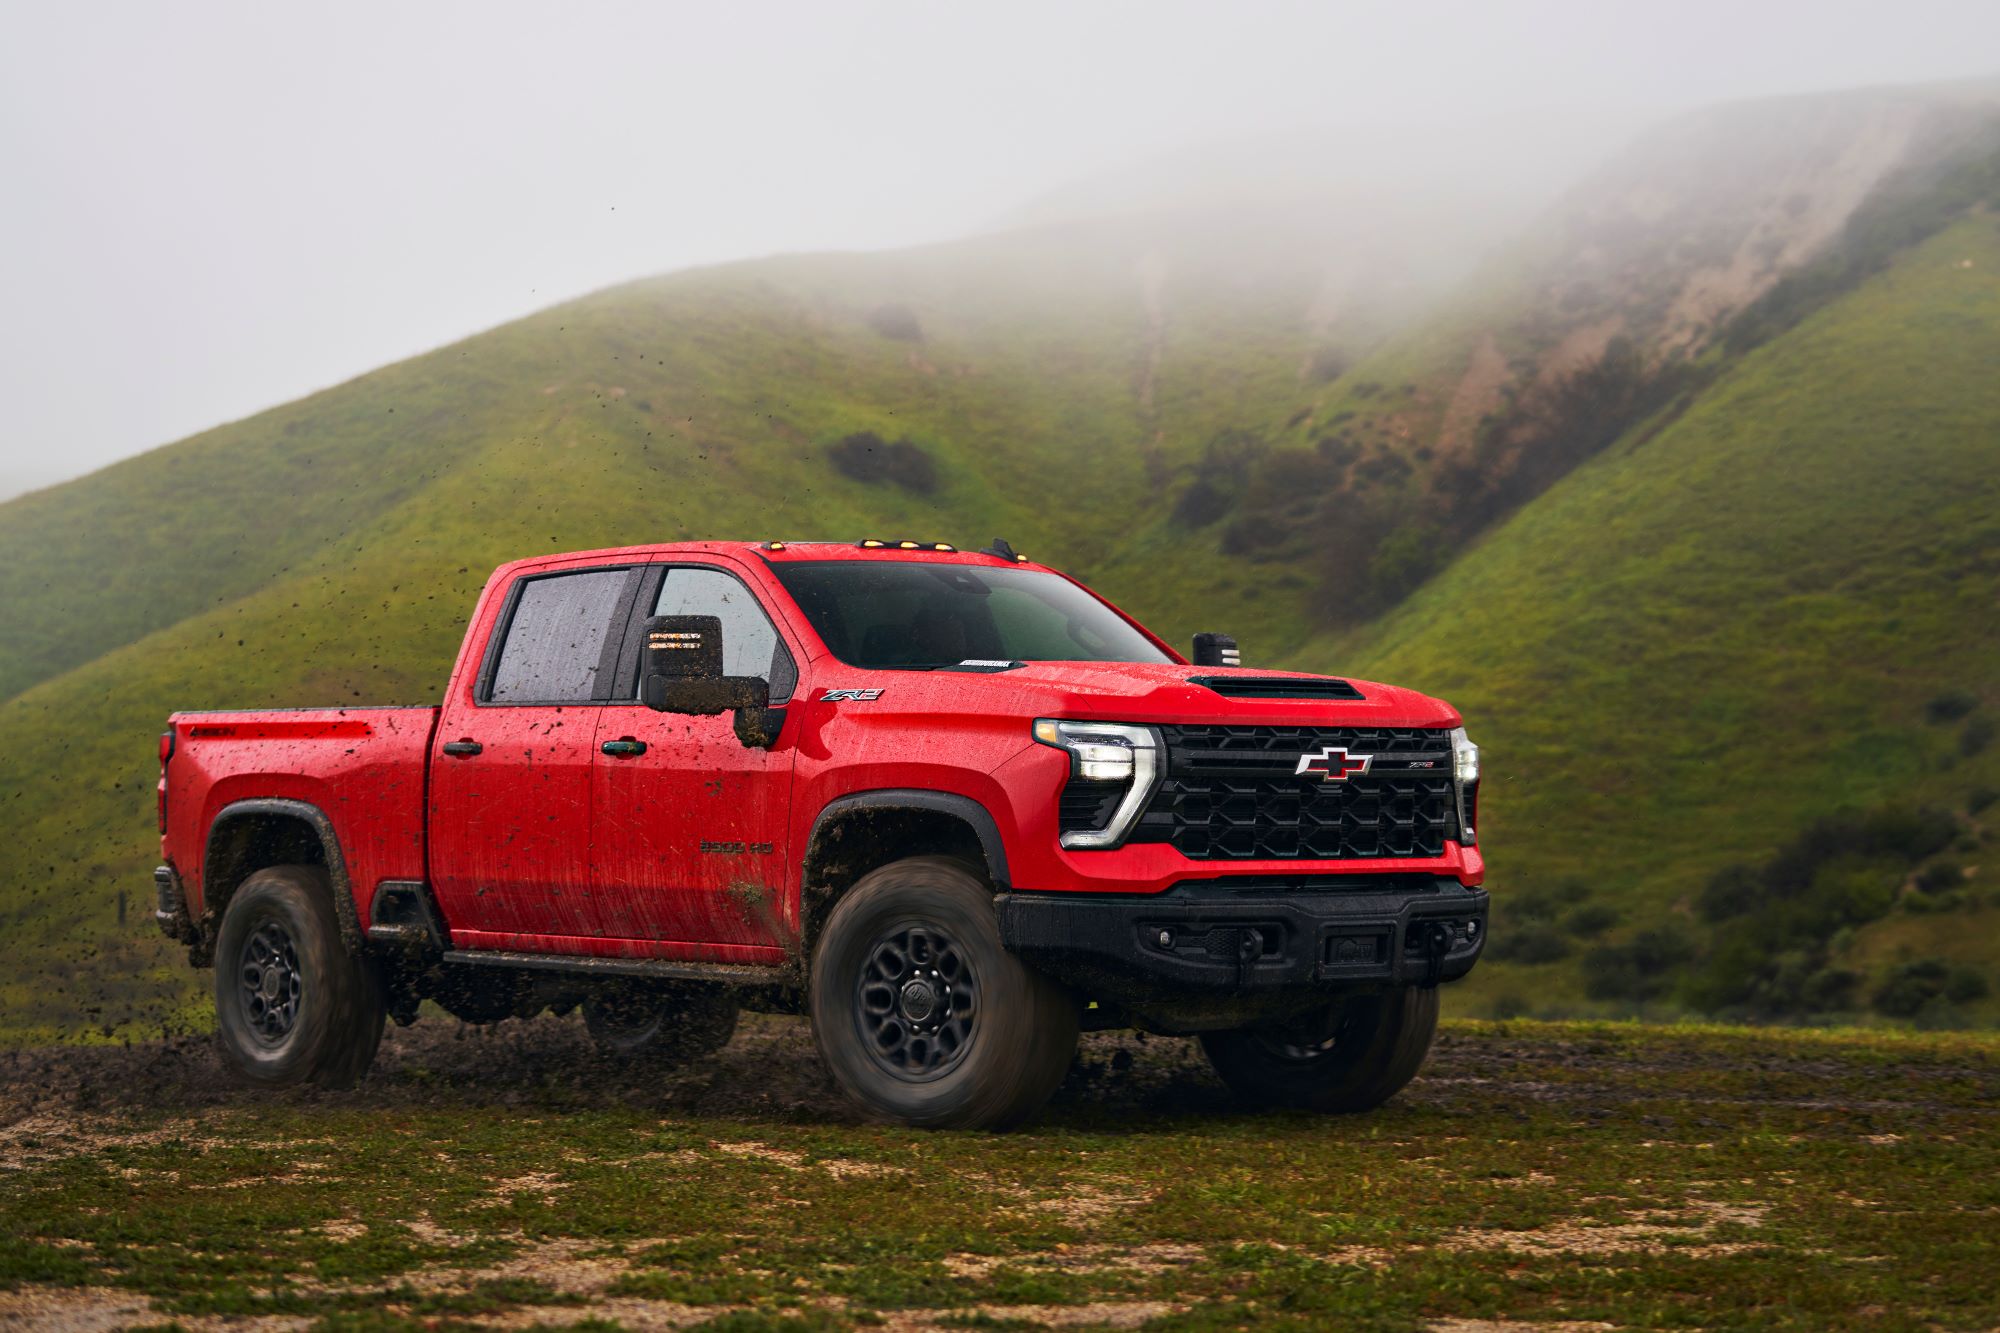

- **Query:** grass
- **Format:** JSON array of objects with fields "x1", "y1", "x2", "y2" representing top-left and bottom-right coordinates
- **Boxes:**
[{"x1": 2, "y1": 1018, "x2": 1996, "y2": 1330}]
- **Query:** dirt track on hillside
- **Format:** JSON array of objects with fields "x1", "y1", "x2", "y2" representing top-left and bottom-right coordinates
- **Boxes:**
[{"x1": 5, "y1": 1014, "x2": 1994, "y2": 1129}]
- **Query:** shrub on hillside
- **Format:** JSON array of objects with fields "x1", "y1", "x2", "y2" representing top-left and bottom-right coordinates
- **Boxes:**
[
  {"x1": 1563, "y1": 902, "x2": 1621, "y2": 939},
  {"x1": 1582, "y1": 926, "x2": 1693, "y2": 1002},
  {"x1": 1925, "y1": 690, "x2": 1980, "y2": 724},
  {"x1": 1960, "y1": 715, "x2": 1995, "y2": 757},
  {"x1": 865, "y1": 304, "x2": 924, "y2": 342},
  {"x1": 1762, "y1": 806, "x2": 1957, "y2": 899},
  {"x1": 1873, "y1": 959, "x2": 1955, "y2": 1018},
  {"x1": 826, "y1": 432, "x2": 939, "y2": 494},
  {"x1": 1802, "y1": 966, "x2": 1863, "y2": 1012},
  {"x1": 1307, "y1": 348, "x2": 1350, "y2": 383},
  {"x1": 1172, "y1": 481, "x2": 1233, "y2": 527},
  {"x1": 1697, "y1": 863, "x2": 1761, "y2": 922},
  {"x1": 1915, "y1": 861, "x2": 1964, "y2": 894},
  {"x1": 1174, "y1": 430, "x2": 1269, "y2": 529},
  {"x1": 1489, "y1": 923, "x2": 1572, "y2": 966}
]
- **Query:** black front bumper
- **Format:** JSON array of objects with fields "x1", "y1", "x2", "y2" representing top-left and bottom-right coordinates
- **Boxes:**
[{"x1": 995, "y1": 875, "x2": 1487, "y2": 1003}]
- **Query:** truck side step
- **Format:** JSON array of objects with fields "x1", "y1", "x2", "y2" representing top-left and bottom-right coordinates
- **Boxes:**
[{"x1": 440, "y1": 949, "x2": 783, "y2": 986}]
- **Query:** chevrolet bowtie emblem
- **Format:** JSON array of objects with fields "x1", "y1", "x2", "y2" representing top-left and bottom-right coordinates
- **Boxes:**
[{"x1": 1295, "y1": 747, "x2": 1373, "y2": 781}]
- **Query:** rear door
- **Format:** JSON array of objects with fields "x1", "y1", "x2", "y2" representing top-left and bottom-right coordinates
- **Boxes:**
[
  {"x1": 588, "y1": 563, "x2": 802, "y2": 958},
  {"x1": 428, "y1": 564, "x2": 643, "y2": 946}
]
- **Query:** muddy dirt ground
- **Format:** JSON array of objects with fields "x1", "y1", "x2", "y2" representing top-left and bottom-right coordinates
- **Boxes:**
[
  {"x1": 5, "y1": 1012, "x2": 1991, "y2": 1126},
  {"x1": 4, "y1": 1017, "x2": 1997, "y2": 1331}
]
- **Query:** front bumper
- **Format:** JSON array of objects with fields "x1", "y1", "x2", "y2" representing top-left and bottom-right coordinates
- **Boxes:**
[{"x1": 995, "y1": 875, "x2": 1486, "y2": 1003}]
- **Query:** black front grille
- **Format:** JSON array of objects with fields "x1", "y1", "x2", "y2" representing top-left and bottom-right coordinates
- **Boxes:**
[{"x1": 1134, "y1": 725, "x2": 1459, "y2": 860}]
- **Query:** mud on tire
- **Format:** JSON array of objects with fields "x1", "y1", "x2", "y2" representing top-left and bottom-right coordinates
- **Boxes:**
[
  {"x1": 1200, "y1": 987, "x2": 1438, "y2": 1113},
  {"x1": 213, "y1": 864, "x2": 385, "y2": 1090},
  {"x1": 811, "y1": 855, "x2": 1078, "y2": 1130}
]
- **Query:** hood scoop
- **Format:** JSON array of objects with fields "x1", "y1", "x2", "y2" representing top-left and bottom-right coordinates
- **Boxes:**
[{"x1": 1186, "y1": 675, "x2": 1366, "y2": 701}]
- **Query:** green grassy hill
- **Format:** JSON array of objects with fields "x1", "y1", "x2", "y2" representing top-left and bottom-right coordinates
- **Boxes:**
[
  {"x1": 1323, "y1": 215, "x2": 2000, "y2": 1023},
  {"x1": 2, "y1": 84, "x2": 1997, "y2": 1039}
]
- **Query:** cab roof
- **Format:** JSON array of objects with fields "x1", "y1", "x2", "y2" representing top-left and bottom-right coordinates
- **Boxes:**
[{"x1": 503, "y1": 539, "x2": 1044, "y2": 575}]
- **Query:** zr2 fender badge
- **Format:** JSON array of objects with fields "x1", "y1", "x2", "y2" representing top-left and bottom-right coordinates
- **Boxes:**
[
  {"x1": 820, "y1": 688, "x2": 884, "y2": 702},
  {"x1": 1295, "y1": 747, "x2": 1373, "y2": 781}
]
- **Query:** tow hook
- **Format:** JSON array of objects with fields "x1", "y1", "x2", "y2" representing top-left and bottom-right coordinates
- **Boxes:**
[{"x1": 1416, "y1": 920, "x2": 1454, "y2": 988}]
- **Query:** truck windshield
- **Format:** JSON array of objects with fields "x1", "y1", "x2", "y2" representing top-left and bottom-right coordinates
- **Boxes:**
[{"x1": 770, "y1": 561, "x2": 1173, "y2": 669}]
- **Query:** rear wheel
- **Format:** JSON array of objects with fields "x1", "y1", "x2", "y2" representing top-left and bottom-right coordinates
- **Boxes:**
[
  {"x1": 1200, "y1": 987, "x2": 1438, "y2": 1113},
  {"x1": 811, "y1": 856, "x2": 1077, "y2": 1129},
  {"x1": 583, "y1": 983, "x2": 739, "y2": 1063},
  {"x1": 213, "y1": 865, "x2": 385, "y2": 1089}
]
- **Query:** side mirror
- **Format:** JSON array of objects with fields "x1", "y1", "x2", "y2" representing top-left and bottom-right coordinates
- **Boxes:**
[
  {"x1": 1191, "y1": 632, "x2": 1240, "y2": 667},
  {"x1": 641, "y1": 615, "x2": 784, "y2": 749}
]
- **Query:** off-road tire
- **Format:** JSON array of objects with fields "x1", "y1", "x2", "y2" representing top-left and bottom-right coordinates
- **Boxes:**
[
  {"x1": 213, "y1": 864, "x2": 385, "y2": 1089},
  {"x1": 583, "y1": 983, "x2": 739, "y2": 1064},
  {"x1": 1200, "y1": 987, "x2": 1438, "y2": 1113},
  {"x1": 811, "y1": 856, "x2": 1077, "y2": 1129}
]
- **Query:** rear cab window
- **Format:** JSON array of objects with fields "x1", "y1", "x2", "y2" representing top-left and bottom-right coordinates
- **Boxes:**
[{"x1": 483, "y1": 568, "x2": 637, "y2": 704}]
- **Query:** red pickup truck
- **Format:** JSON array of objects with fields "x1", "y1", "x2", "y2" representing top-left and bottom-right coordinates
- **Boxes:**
[{"x1": 156, "y1": 539, "x2": 1485, "y2": 1128}]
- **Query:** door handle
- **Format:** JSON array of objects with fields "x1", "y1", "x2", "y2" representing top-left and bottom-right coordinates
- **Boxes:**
[
  {"x1": 601, "y1": 738, "x2": 647, "y2": 757},
  {"x1": 442, "y1": 739, "x2": 483, "y2": 757}
]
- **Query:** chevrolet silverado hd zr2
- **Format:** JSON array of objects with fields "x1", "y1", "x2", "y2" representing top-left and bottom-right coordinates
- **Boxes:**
[{"x1": 156, "y1": 539, "x2": 1486, "y2": 1128}]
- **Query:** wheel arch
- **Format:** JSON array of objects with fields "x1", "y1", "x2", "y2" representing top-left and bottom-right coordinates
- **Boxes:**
[
  {"x1": 201, "y1": 799, "x2": 364, "y2": 960},
  {"x1": 798, "y1": 790, "x2": 1010, "y2": 949}
]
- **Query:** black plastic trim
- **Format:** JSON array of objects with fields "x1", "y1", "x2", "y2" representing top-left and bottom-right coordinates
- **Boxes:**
[
  {"x1": 805, "y1": 789, "x2": 1011, "y2": 891},
  {"x1": 442, "y1": 950, "x2": 779, "y2": 985},
  {"x1": 153, "y1": 864, "x2": 198, "y2": 945},
  {"x1": 1186, "y1": 675, "x2": 1365, "y2": 701},
  {"x1": 366, "y1": 879, "x2": 449, "y2": 951},
  {"x1": 203, "y1": 798, "x2": 364, "y2": 954},
  {"x1": 995, "y1": 878, "x2": 1486, "y2": 1002}
]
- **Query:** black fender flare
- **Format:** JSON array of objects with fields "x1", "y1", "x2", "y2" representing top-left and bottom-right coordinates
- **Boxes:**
[
  {"x1": 802, "y1": 789, "x2": 1011, "y2": 893},
  {"x1": 202, "y1": 798, "x2": 364, "y2": 955}
]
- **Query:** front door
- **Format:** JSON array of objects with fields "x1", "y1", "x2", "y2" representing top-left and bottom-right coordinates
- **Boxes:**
[
  {"x1": 589, "y1": 564, "x2": 801, "y2": 960},
  {"x1": 427, "y1": 565, "x2": 640, "y2": 946}
]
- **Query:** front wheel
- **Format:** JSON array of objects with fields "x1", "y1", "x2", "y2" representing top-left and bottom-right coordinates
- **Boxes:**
[
  {"x1": 810, "y1": 856, "x2": 1078, "y2": 1129},
  {"x1": 1200, "y1": 987, "x2": 1438, "y2": 1113},
  {"x1": 213, "y1": 864, "x2": 385, "y2": 1090}
]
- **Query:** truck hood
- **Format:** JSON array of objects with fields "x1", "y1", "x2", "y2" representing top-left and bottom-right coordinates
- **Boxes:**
[{"x1": 835, "y1": 660, "x2": 1462, "y2": 729}]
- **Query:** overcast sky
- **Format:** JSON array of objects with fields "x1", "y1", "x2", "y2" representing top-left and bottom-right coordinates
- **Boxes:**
[{"x1": 3, "y1": 0, "x2": 1997, "y2": 497}]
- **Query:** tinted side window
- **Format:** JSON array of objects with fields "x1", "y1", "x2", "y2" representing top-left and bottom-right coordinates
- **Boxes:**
[
  {"x1": 652, "y1": 567, "x2": 797, "y2": 703},
  {"x1": 489, "y1": 570, "x2": 630, "y2": 703}
]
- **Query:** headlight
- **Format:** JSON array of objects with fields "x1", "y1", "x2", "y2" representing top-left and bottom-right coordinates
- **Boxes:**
[
  {"x1": 1033, "y1": 719, "x2": 1161, "y2": 850},
  {"x1": 1450, "y1": 726, "x2": 1479, "y2": 845},
  {"x1": 1450, "y1": 727, "x2": 1479, "y2": 783}
]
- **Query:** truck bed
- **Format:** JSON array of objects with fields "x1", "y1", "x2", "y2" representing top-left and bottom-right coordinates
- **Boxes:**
[{"x1": 162, "y1": 706, "x2": 440, "y2": 930}]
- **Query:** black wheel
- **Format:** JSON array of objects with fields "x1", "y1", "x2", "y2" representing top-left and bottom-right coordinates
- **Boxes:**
[
  {"x1": 213, "y1": 865, "x2": 385, "y2": 1089},
  {"x1": 1200, "y1": 988, "x2": 1438, "y2": 1113},
  {"x1": 811, "y1": 856, "x2": 1077, "y2": 1129},
  {"x1": 583, "y1": 983, "x2": 739, "y2": 1063}
]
